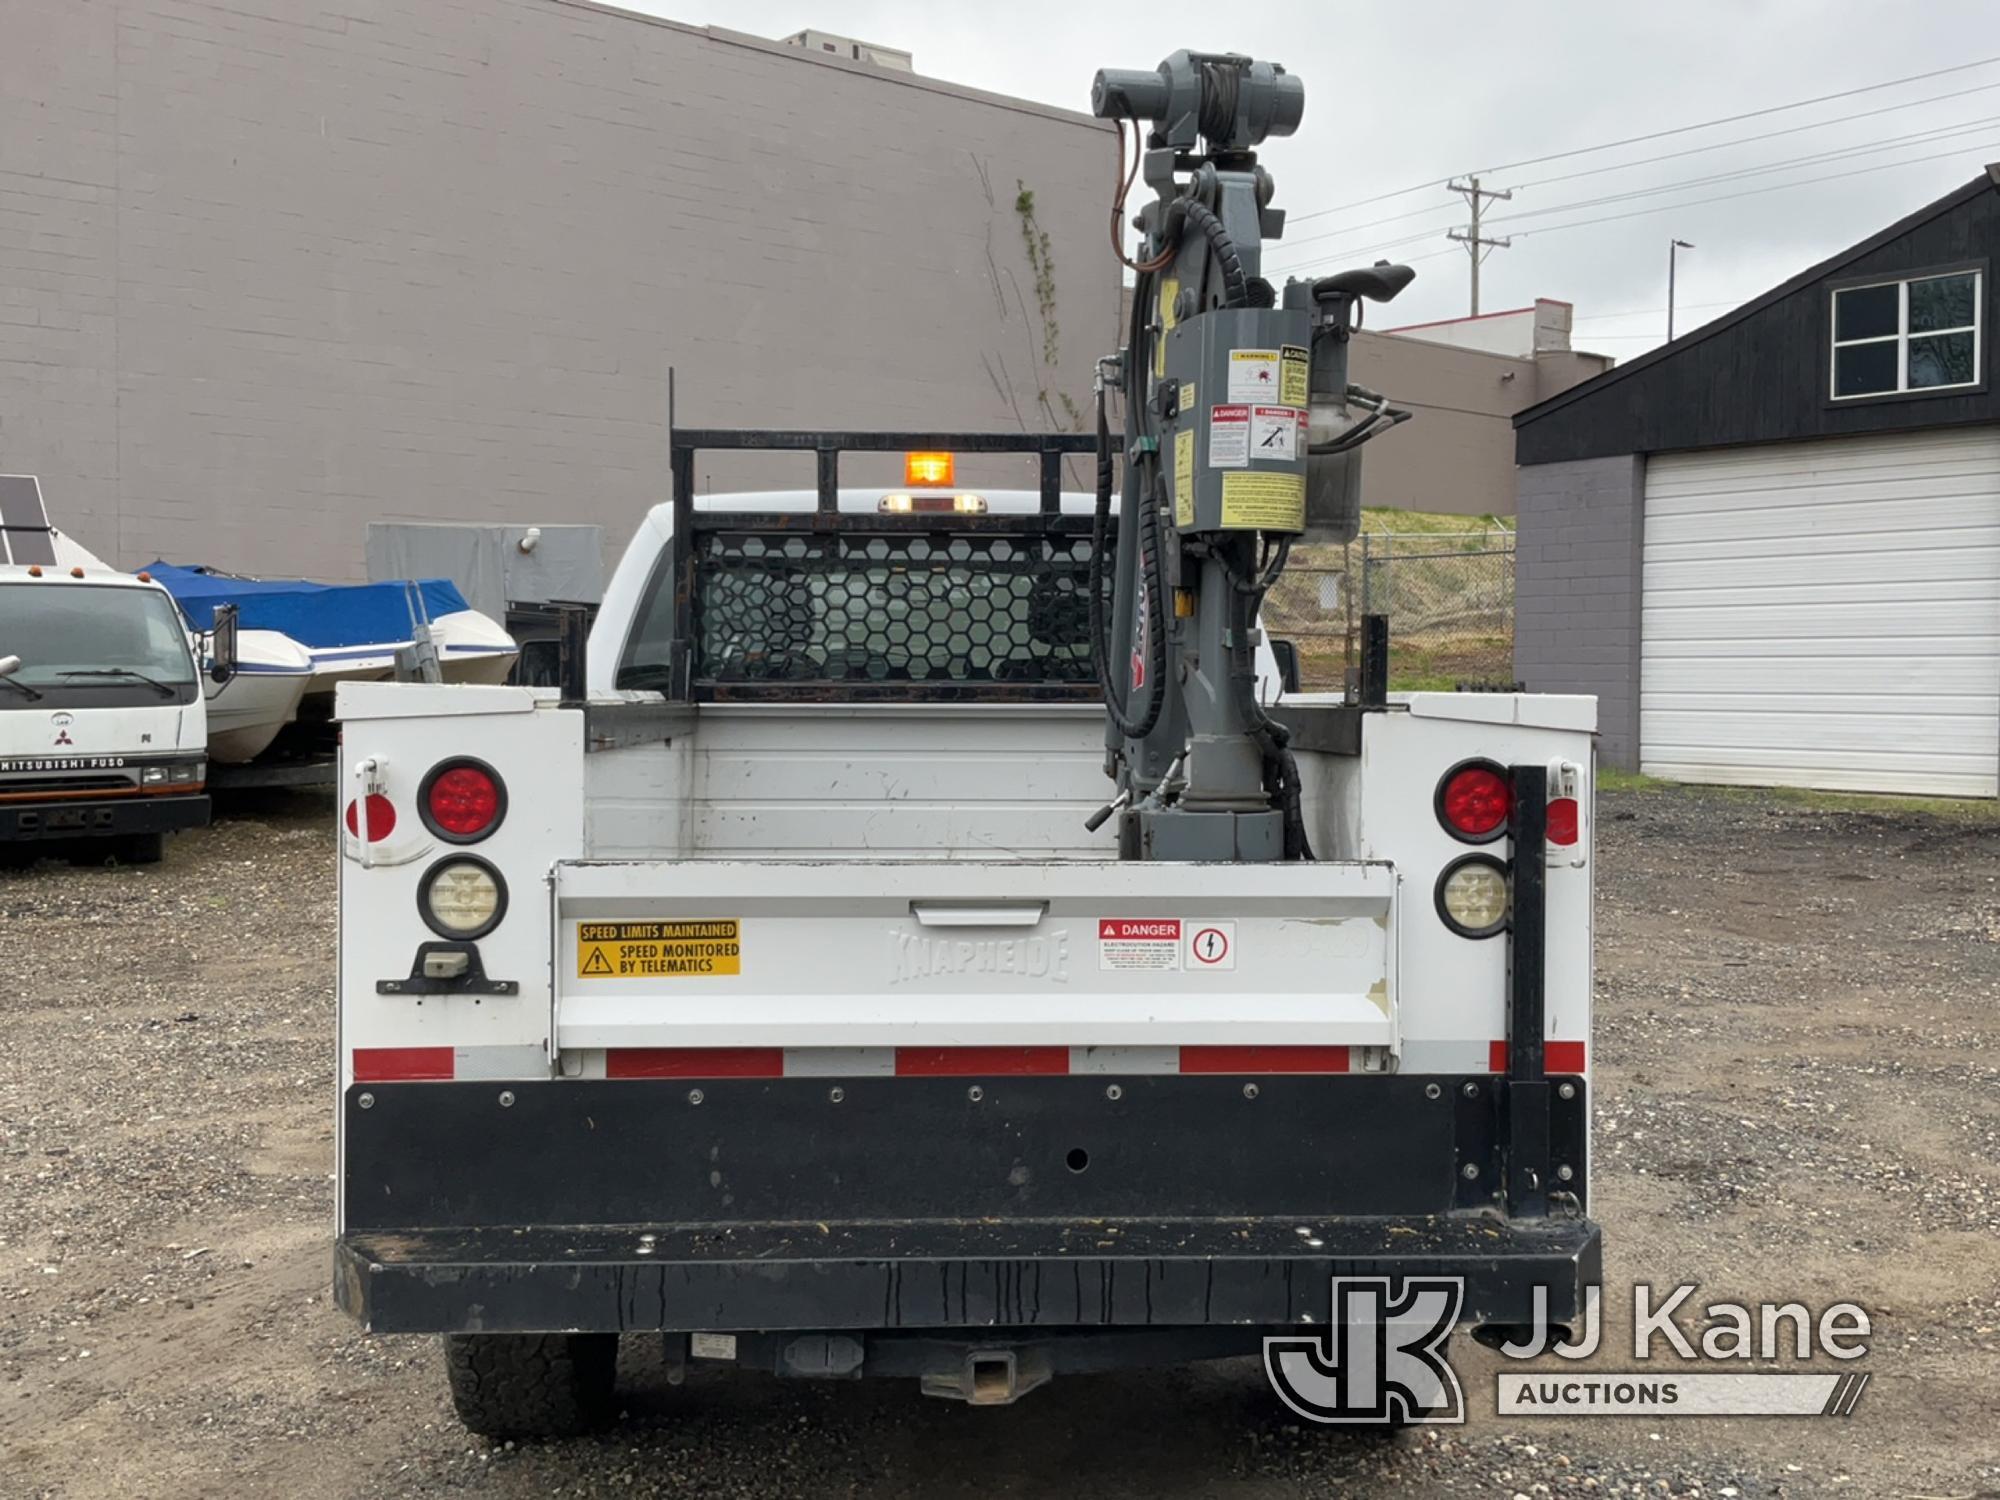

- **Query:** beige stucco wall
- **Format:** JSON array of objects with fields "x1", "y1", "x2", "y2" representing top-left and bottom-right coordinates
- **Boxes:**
[{"x1": 0, "y1": 0, "x2": 1119, "y2": 576}]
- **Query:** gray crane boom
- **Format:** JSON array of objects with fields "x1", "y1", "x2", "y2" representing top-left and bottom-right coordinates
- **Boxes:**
[{"x1": 1089, "y1": 49, "x2": 1417, "y2": 862}]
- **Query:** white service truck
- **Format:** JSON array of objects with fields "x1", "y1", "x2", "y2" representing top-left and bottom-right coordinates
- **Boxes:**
[
  {"x1": 0, "y1": 476, "x2": 230, "y2": 863},
  {"x1": 332, "y1": 48, "x2": 1598, "y2": 1438},
  {"x1": 332, "y1": 441, "x2": 1598, "y2": 1435}
]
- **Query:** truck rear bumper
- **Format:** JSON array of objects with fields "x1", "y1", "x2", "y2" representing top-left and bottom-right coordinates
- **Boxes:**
[
  {"x1": 337, "y1": 1074, "x2": 1596, "y2": 1335},
  {"x1": 335, "y1": 1214, "x2": 1601, "y2": 1334},
  {"x1": 3, "y1": 793, "x2": 209, "y2": 842}
]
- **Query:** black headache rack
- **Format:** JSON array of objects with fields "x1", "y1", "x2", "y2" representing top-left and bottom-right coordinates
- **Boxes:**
[{"x1": 643, "y1": 429, "x2": 1111, "y2": 704}]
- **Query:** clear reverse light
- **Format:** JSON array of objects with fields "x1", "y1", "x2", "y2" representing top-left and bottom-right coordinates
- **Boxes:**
[
  {"x1": 1440, "y1": 859, "x2": 1509, "y2": 936},
  {"x1": 424, "y1": 860, "x2": 501, "y2": 935}
]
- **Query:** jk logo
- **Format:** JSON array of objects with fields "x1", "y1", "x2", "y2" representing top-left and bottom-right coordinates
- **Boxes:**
[{"x1": 1264, "y1": 1276, "x2": 1466, "y2": 1425}]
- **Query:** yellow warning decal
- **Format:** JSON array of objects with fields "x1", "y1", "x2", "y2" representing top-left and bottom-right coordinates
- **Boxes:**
[
  {"x1": 1154, "y1": 278, "x2": 1179, "y2": 379},
  {"x1": 1219, "y1": 471, "x2": 1306, "y2": 531},
  {"x1": 575, "y1": 919, "x2": 740, "y2": 979},
  {"x1": 1279, "y1": 344, "x2": 1310, "y2": 407},
  {"x1": 1174, "y1": 428, "x2": 1195, "y2": 527}
]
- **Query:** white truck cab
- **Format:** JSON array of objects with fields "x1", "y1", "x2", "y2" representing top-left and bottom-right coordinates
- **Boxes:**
[
  {"x1": 0, "y1": 499, "x2": 217, "y2": 863},
  {"x1": 331, "y1": 432, "x2": 1598, "y2": 1439}
]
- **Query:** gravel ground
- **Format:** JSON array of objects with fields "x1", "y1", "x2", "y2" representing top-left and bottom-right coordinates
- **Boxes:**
[{"x1": 3, "y1": 785, "x2": 1999, "y2": 1498}]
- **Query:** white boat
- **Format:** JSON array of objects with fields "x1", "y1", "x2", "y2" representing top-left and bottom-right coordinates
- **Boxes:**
[
  {"x1": 205, "y1": 630, "x2": 313, "y2": 764},
  {"x1": 144, "y1": 563, "x2": 518, "y2": 762}
]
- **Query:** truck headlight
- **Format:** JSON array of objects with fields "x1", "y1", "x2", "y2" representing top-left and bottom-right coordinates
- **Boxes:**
[
  {"x1": 141, "y1": 766, "x2": 167, "y2": 785},
  {"x1": 418, "y1": 857, "x2": 507, "y2": 940},
  {"x1": 1435, "y1": 855, "x2": 1509, "y2": 939}
]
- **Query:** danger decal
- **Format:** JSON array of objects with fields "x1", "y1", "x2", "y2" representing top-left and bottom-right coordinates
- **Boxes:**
[
  {"x1": 575, "y1": 919, "x2": 741, "y2": 978},
  {"x1": 1098, "y1": 918, "x2": 1182, "y2": 972}
]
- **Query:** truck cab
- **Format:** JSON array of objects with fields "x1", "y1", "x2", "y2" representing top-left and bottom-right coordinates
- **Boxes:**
[
  {"x1": 332, "y1": 430, "x2": 1598, "y2": 1438},
  {"x1": 0, "y1": 560, "x2": 213, "y2": 863}
]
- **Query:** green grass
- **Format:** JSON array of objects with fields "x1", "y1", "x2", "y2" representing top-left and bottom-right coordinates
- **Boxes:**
[
  {"x1": 1598, "y1": 768, "x2": 2000, "y2": 820},
  {"x1": 1359, "y1": 506, "x2": 1512, "y2": 536}
]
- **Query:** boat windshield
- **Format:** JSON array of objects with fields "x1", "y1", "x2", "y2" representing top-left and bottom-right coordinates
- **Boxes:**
[{"x1": 0, "y1": 583, "x2": 199, "y2": 708}]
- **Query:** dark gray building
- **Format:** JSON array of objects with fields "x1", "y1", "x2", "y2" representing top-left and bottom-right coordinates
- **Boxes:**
[
  {"x1": 1, "y1": 1, "x2": 1118, "y2": 579},
  {"x1": 1513, "y1": 166, "x2": 2000, "y2": 796}
]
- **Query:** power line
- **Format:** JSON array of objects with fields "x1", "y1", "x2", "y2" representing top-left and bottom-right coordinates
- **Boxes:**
[
  {"x1": 1281, "y1": 54, "x2": 2000, "y2": 231},
  {"x1": 1513, "y1": 77, "x2": 2000, "y2": 192},
  {"x1": 1271, "y1": 112, "x2": 1999, "y2": 267},
  {"x1": 1486, "y1": 114, "x2": 2000, "y2": 229},
  {"x1": 1278, "y1": 140, "x2": 1997, "y2": 282},
  {"x1": 1470, "y1": 52, "x2": 2000, "y2": 177},
  {"x1": 1503, "y1": 141, "x2": 1999, "y2": 245}
]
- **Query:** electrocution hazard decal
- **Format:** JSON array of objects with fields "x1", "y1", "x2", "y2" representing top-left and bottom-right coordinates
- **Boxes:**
[
  {"x1": 1209, "y1": 405, "x2": 1250, "y2": 467},
  {"x1": 1098, "y1": 918, "x2": 1182, "y2": 971},
  {"x1": 575, "y1": 920, "x2": 741, "y2": 978}
]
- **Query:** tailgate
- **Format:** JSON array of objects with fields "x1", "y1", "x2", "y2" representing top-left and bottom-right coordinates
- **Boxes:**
[{"x1": 554, "y1": 860, "x2": 1395, "y2": 1052}]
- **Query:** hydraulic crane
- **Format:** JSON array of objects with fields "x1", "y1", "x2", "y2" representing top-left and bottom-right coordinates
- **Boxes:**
[{"x1": 1088, "y1": 51, "x2": 1417, "y2": 861}]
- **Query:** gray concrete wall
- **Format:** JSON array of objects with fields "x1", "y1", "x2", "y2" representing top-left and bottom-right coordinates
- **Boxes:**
[
  {"x1": 1348, "y1": 332, "x2": 1613, "y2": 518},
  {"x1": 1513, "y1": 454, "x2": 1645, "y2": 767},
  {"x1": 0, "y1": 0, "x2": 1119, "y2": 578}
]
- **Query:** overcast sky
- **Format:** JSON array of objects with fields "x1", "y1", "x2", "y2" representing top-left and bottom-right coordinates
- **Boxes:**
[{"x1": 622, "y1": 0, "x2": 2000, "y2": 358}]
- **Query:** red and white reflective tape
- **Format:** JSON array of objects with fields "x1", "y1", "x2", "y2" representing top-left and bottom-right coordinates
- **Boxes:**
[{"x1": 352, "y1": 1040, "x2": 1586, "y2": 1082}]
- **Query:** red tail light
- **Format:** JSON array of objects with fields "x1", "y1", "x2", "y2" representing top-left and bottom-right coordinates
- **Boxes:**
[
  {"x1": 344, "y1": 794, "x2": 396, "y2": 842},
  {"x1": 1436, "y1": 760, "x2": 1510, "y2": 843},
  {"x1": 1546, "y1": 796, "x2": 1580, "y2": 846},
  {"x1": 419, "y1": 759, "x2": 507, "y2": 843}
]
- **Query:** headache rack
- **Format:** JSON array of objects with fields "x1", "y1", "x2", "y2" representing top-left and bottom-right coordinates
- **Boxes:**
[{"x1": 652, "y1": 429, "x2": 1114, "y2": 704}]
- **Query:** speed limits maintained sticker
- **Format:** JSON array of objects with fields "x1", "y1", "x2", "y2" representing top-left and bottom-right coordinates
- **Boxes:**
[{"x1": 575, "y1": 919, "x2": 740, "y2": 978}]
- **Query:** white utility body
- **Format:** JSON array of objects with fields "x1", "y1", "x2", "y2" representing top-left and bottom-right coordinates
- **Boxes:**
[{"x1": 333, "y1": 467, "x2": 1598, "y2": 1431}]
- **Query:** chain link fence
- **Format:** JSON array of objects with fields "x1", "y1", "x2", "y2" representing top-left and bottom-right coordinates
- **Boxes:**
[{"x1": 1263, "y1": 528, "x2": 1517, "y2": 693}]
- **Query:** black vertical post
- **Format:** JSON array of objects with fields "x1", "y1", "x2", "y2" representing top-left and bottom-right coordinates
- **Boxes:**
[
  {"x1": 1359, "y1": 613, "x2": 1390, "y2": 707},
  {"x1": 556, "y1": 605, "x2": 591, "y2": 708},
  {"x1": 1040, "y1": 445, "x2": 1063, "y2": 516},
  {"x1": 1505, "y1": 763, "x2": 1549, "y2": 1216},
  {"x1": 670, "y1": 439, "x2": 696, "y2": 699},
  {"x1": 816, "y1": 446, "x2": 839, "y2": 516}
]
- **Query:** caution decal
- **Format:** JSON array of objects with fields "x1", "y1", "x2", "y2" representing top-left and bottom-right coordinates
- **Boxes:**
[
  {"x1": 575, "y1": 919, "x2": 741, "y2": 978},
  {"x1": 1220, "y1": 471, "x2": 1306, "y2": 530},
  {"x1": 1173, "y1": 428, "x2": 1195, "y2": 527}
]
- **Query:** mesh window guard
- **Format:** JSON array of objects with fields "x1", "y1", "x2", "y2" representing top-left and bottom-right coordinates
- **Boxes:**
[{"x1": 692, "y1": 528, "x2": 1102, "y2": 697}]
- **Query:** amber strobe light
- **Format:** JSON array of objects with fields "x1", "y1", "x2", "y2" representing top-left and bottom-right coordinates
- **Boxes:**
[
  {"x1": 904, "y1": 451, "x2": 955, "y2": 487},
  {"x1": 419, "y1": 758, "x2": 507, "y2": 843}
]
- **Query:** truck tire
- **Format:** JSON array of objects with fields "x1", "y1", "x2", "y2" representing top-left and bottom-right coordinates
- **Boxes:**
[
  {"x1": 118, "y1": 833, "x2": 166, "y2": 865},
  {"x1": 443, "y1": 1333, "x2": 618, "y2": 1439}
]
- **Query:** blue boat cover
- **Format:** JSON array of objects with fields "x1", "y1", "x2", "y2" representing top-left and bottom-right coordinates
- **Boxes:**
[{"x1": 145, "y1": 563, "x2": 472, "y2": 649}]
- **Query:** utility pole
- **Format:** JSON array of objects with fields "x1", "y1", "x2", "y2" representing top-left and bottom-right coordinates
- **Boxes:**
[
  {"x1": 1668, "y1": 238, "x2": 1695, "y2": 341},
  {"x1": 1446, "y1": 175, "x2": 1513, "y2": 316}
]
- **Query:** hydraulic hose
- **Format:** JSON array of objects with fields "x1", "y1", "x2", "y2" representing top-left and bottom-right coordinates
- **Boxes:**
[
  {"x1": 1091, "y1": 346, "x2": 1167, "y2": 741},
  {"x1": 1177, "y1": 200, "x2": 1249, "y2": 309}
]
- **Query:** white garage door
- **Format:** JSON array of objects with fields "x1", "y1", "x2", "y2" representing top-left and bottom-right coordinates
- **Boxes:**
[{"x1": 1642, "y1": 427, "x2": 2000, "y2": 797}]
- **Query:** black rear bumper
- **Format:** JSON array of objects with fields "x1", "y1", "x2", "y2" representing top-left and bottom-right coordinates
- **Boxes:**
[
  {"x1": 336, "y1": 1074, "x2": 1595, "y2": 1335},
  {"x1": 336, "y1": 1214, "x2": 1600, "y2": 1334},
  {"x1": 3, "y1": 793, "x2": 209, "y2": 842}
]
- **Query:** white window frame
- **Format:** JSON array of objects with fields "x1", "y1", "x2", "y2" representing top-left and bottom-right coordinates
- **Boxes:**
[{"x1": 1829, "y1": 269, "x2": 1982, "y2": 400}]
